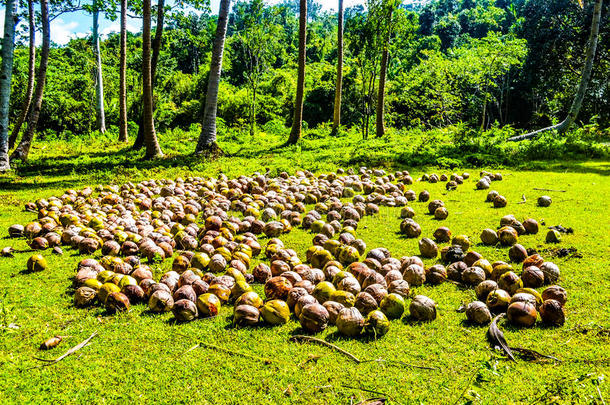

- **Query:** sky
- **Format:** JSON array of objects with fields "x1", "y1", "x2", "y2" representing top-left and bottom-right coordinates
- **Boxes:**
[{"x1": 0, "y1": 0, "x2": 371, "y2": 46}]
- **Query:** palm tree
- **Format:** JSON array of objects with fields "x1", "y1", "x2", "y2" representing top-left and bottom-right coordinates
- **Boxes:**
[
  {"x1": 509, "y1": 0, "x2": 603, "y2": 141},
  {"x1": 92, "y1": 2, "x2": 107, "y2": 133},
  {"x1": 133, "y1": 0, "x2": 165, "y2": 150},
  {"x1": 286, "y1": 0, "x2": 307, "y2": 145},
  {"x1": 0, "y1": 0, "x2": 17, "y2": 171},
  {"x1": 195, "y1": 0, "x2": 231, "y2": 155},
  {"x1": 142, "y1": 0, "x2": 163, "y2": 159},
  {"x1": 118, "y1": 0, "x2": 128, "y2": 142},
  {"x1": 11, "y1": 0, "x2": 50, "y2": 162},
  {"x1": 8, "y1": 0, "x2": 35, "y2": 150},
  {"x1": 331, "y1": 0, "x2": 344, "y2": 135}
]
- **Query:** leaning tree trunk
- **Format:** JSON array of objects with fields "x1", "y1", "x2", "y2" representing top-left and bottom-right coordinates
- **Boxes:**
[
  {"x1": 8, "y1": 0, "x2": 35, "y2": 150},
  {"x1": 195, "y1": 0, "x2": 231, "y2": 155},
  {"x1": 118, "y1": 0, "x2": 128, "y2": 142},
  {"x1": 287, "y1": 0, "x2": 307, "y2": 145},
  {"x1": 93, "y1": 7, "x2": 106, "y2": 133},
  {"x1": 375, "y1": 9, "x2": 393, "y2": 138},
  {"x1": 11, "y1": 0, "x2": 50, "y2": 162},
  {"x1": 141, "y1": 0, "x2": 163, "y2": 159},
  {"x1": 508, "y1": 0, "x2": 603, "y2": 142},
  {"x1": 331, "y1": 0, "x2": 344, "y2": 135},
  {"x1": 133, "y1": 0, "x2": 165, "y2": 150},
  {"x1": 0, "y1": 0, "x2": 17, "y2": 171}
]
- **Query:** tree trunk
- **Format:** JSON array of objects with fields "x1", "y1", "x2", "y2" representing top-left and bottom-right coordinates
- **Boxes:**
[
  {"x1": 133, "y1": 0, "x2": 165, "y2": 150},
  {"x1": 287, "y1": 0, "x2": 307, "y2": 145},
  {"x1": 375, "y1": 9, "x2": 392, "y2": 138},
  {"x1": 11, "y1": 0, "x2": 50, "y2": 162},
  {"x1": 93, "y1": 8, "x2": 106, "y2": 133},
  {"x1": 508, "y1": 0, "x2": 603, "y2": 142},
  {"x1": 0, "y1": 0, "x2": 17, "y2": 171},
  {"x1": 8, "y1": 0, "x2": 35, "y2": 150},
  {"x1": 118, "y1": 0, "x2": 128, "y2": 142},
  {"x1": 331, "y1": 0, "x2": 343, "y2": 134},
  {"x1": 195, "y1": 0, "x2": 231, "y2": 155},
  {"x1": 142, "y1": 0, "x2": 163, "y2": 159}
]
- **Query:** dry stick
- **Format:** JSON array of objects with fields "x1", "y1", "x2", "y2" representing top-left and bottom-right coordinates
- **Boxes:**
[
  {"x1": 290, "y1": 335, "x2": 361, "y2": 363},
  {"x1": 196, "y1": 341, "x2": 273, "y2": 364},
  {"x1": 533, "y1": 188, "x2": 566, "y2": 192},
  {"x1": 31, "y1": 332, "x2": 97, "y2": 368}
]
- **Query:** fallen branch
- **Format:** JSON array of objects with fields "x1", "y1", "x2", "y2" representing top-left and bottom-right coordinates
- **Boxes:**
[
  {"x1": 290, "y1": 335, "x2": 361, "y2": 363},
  {"x1": 487, "y1": 314, "x2": 515, "y2": 361},
  {"x1": 31, "y1": 332, "x2": 97, "y2": 368},
  {"x1": 509, "y1": 347, "x2": 561, "y2": 363},
  {"x1": 533, "y1": 188, "x2": 566, "y2": 192}
]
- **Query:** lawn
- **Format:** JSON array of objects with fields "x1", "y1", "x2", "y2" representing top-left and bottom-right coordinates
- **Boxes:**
[{"x1": 0, "y1": 129, "x2": 609, "y2": 404}]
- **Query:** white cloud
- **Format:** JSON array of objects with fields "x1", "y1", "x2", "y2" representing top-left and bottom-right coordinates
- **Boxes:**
[
  {"x1": 101, "y1": 21, "x2": 138, "y2": 37},
  {"x1": 50, "y1": 18, "x2": 87, "y2": 45}
]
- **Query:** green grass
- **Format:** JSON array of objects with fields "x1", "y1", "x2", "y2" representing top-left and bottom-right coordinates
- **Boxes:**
[{"x1": 1, "y1": 128, "x2": 609, "y2": 403}]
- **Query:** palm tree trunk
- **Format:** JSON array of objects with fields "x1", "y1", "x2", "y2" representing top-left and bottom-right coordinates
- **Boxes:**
[
  {"x1": 133, "y1": 0, "x2": 165, "y2": 150},
  {"x1": 11, "y1": 0, "x2": 50, "y2": 162},
  {"x1": 195, "y1": 0, "x2": 231, "y2": 155},
  {"x1": 142, "y1": 0, "x2": 163, "y2": 159},
  {"x1": 287, "y1": 0, "x2": 307, "y2": 145},
  {"x1": 375, "y1": 9, "x2": 392, "y2": 138},
  {"x1": 331, "y1": 0, "x2": 343, "y2": 135},
  {"x1": 508, "y1": 0, "x2": 603, "y2": 142},
  {"x1": 93, "y1": 7, "x2": 106, "y2": 133},
  {"x1": 0, "y1": 0, "x2": 17, "y2": 171},
  {"x1": 118, "y1": 0, "x2": 128, "y2": 142},
  {"x1": 8, "y1": 0, "x2": 34, "y2": 150}
]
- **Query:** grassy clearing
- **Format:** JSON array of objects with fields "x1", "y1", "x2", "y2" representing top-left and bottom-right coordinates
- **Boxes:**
[{"x1": 0, "y1": 129, "x2": 609, "y2": 403}]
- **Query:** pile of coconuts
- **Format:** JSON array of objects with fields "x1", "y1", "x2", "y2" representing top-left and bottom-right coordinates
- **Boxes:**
[{"x1": 6, "y1": 166, "x2": 566, "y2": 341}]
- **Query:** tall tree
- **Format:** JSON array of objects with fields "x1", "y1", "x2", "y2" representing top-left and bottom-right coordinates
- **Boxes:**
[
  {"x1": 331, "y1": 0, "x2": 343, "y2": 134},
  {"x1": 286, "y1": 0, "x2": 307, "y2": 145},
  {"x1": 376, "y1": 0, "x2": 400, "y2": 138},
  {"x1": 92, "y1": 1, "x2": 107, "y2": 133},
  {"x1": 509, "y1": 0, "x2": 604, "y2": 141},
  {"x1": 0, "y1": 0, "x2": 18, "y2": 171},
  {"x1": 8, "y1": 0, "x2": 35, "y2": 150},
  {"x1": 142, "y1": 0, "x2": 163, "y2": 158},
  {"x1": 133, "y1": 0, "x2": 165, "y2": 150},
  {"x1": 118, "y1": 0, "x2": 128, "y2": 142},
  {"x1": 195, "y1": 0, "x2": 231, "y2": 155},
  {"x1": 11, "y1": 0, "x2": 50, "y2": 162}
]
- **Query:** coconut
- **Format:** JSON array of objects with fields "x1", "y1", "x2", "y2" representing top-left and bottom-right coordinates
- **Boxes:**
[
  {"x1": 400, "y1": 206, "x2": 415, "y2": 219},
  {"x1": 540, "y1": 262, "x2": 560, "y2": 284},
  {"x1": 74, "y1": 287, "x2": 97, "y2": 307},
  {"x1": 260, "y1": 299, "x2": 290, "y2": 325},
  {"x1": 295, "y1": 294, "x2": 317, "y2": 318},
  {"x1": 542, "y1": 285, "x2": 567, "y2": 306},
  {"x1": 427, "y1": 200, "x2": 444, "y2": 215},
  {"x1": 149, "y1": 290, "x2": 174, "y2": 313},
  {"x1": 409, "y1": 295, "x2": 436, "y2": 321},
  {"x1": 425, "y1": 264, "x2": 447, "y2": 285},
  {"x1": 474, "y1": 280, "x2": 497, "y2": 301},
  {"x1": 493, "y1": 195, "x2": 507, "y2": 208},
  {"x1": 523, "y1": 219, "x2": 539, "y2": 234},
  {"x1": 312, "y1": 281, "x2": 336, "y2": 304},
  {"x1": 447, "y1": 261, "x2": 467, "y2": 282},
  {"x1": 466, "y1": 301, "x2": 492, "y2": 325},
  {"x1": 354, "y1": 292, "x2": 378, "y2": 316},
  {"x1": 363, "y1": 310, "x2": 390, "y2": 337},
  {"x1": 507, "y1": 302, "x2": 537, "y2": 327},
  {"x1": 498, "y1": 271, "x2": 523, "y2": 295},
  {"x1": 27, "y1": 254, "x2": 48, "y2": 272},
  {"x1": 173, "y1": 299, "x2": 199, "y2": 321},
  {"x1": 233, "y1": 304, "x2": 260, "y2": 327},
  {"x1": 121, "y1": 284, "x2": 146, "y2": 304},
  {"x1": 498, "y1": 226, "x2": 518, "y2": 246},
  {"x1": 522, "y1": 266, "x2": 544, "y2": 288},
  {"x1": 486, "y1": 289, "x2": 511, "y2": 313},
  {"x1": 264, "y1": 276, "x2": 292, "y2": 301},
  {"x1": 462, "y1": 267, "x2": 486, "y2": 286},
  {"x1": 379, "y1": 293, "x2": 405, "y2": 319},
  {"x1": 323, "y1": 301, "x2": 345, "y2": 325},
  {"x1": 330, "y1": 290, "x2": 356, "y2": 307},
  {"x1": 418, "y1": 238, "x2": 438, "y2": 258},
  {"x1": 508, "y1": 244, "x2": 528, "y2": 263},
  {"x1": 402, "y1": 264, "x2": 425, "y2": 286},
  {"x1": 433, "y1": 227, "x2": 452, "y2": 243},
  {"x1": 235, "y1": 291, "x2": 264, "y2": 309},
  {"x1": 545, "y1": 230, "x2": 562, "y2": 243},
  {"x1": 539, "y1": 299, "x2": 565, "y2": 326},
  {"x1": 196, "y1": 293, "x2": 221, "y2": 317},
  {"x1": 400, "y1": 219, "x2": 421, "y2": 238},
  {"x1": 537, "y1": 196, "x2": 552, "y2": 207},
  {"x1": 299, "y1": 303, "x2": 330, "y2": 333},
  {"x1": 336, "y1": 307, "x2": 364, "y2": 337},
  {"x1": 106, "y1": 292, "x2": 130, "y2": 313},
  {"x1": 452, "y1": 235, "x2": 471, "y2": 251},
  {"x1": 418, "y1": 190, "x2": 430, "y2": 202}
]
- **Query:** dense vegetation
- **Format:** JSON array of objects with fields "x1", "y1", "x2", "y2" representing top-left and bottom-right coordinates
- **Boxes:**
[{"x1": 4, "y1": 0, "x2": 610, "y2": 145}]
